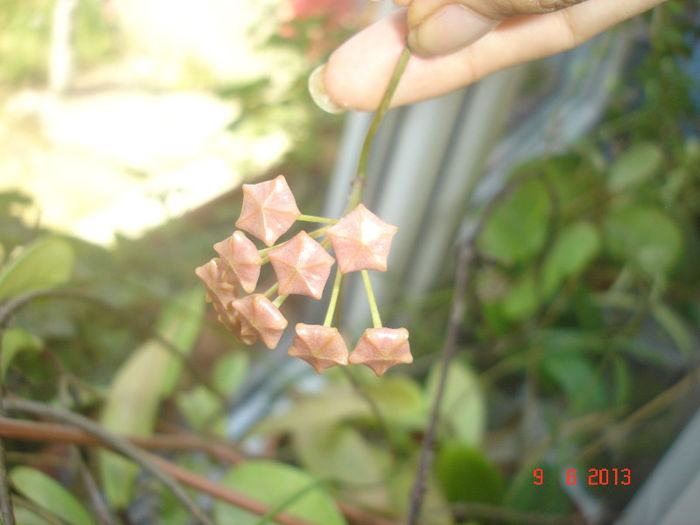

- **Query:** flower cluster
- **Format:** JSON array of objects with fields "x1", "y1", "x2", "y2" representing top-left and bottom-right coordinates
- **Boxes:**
[{"x1": 196, "y1": 175, "x2": 412, "y2": 376}]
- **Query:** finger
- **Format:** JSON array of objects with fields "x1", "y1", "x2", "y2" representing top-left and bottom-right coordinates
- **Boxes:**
[
  {"x1": 406, "y1": 0, "x2": 589, "y2": 56},
  {"x1": 320, "y1": 0, "x2": 667, "y2": 112}
]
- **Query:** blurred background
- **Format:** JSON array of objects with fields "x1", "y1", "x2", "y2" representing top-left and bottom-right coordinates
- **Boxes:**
[{"x1": 0, "y1": 1, "x2": 699, "y2": 524}]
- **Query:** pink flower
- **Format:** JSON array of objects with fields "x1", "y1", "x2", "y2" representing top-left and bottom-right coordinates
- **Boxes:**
[
  {"x1": 326, "y1": 204, "x2": 397, "y2": 274},
  {"x1": 268, "y1": 231, "x2": 335, "y2": 299},
  {"x1": 214, "y1": 231, "x2": 262, "y2": 293},
  {"x1": 231, "y1": 294, "x2": 288, "y2": 349},
  {"x1": 289, "y1": 323, "x2": 349, "y2": 373},
  {"x1": 349, "y1": 327, "x2": 412, "y2": 376},
  {"x1": 235, "y1": 175, "x2": 301, "y2": 247},
  {"x1": 195, "y1": 258, "x2": 243, "y2": 335}
]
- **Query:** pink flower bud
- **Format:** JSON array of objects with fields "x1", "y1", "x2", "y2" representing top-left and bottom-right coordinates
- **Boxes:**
[
  {"x1": 235, "y1": 175, "x2": 301, "y2": 247},
  {"x1": 349, "y1": 327, "x2": 412, "y2": 376},
  {"x1": 214, "y1": 231, "x2": 262, "y2": 293},
  {"x1": 268, "y1": 231, "x2": 335, "y2": 299},
  {"x1": 231, "y1": 294, "x2": 288, "y2": 349},
  {"x1": 326, "y1": 204, "x2": 397, "y2": 274},
  {"x1": 289, "y1": 323, "x2": 349, "y2": 373}
]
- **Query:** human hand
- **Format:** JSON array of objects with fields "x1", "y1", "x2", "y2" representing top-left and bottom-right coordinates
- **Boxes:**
[{"x1": 309, "y1": 0, "x2": 668, "y2": 112}]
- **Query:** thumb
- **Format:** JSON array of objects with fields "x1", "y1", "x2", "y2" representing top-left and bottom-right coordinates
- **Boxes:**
[{"x1": 406, "y1": 0, "x2": 588, "y2": 56}]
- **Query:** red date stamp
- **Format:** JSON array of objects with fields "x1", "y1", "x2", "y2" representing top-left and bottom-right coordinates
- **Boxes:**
[{"x1": 534, "y1": 468, "x2": 631, "y2": 486}]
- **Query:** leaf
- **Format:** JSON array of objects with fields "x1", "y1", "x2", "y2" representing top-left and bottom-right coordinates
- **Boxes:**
[
  {"x1": 13, "y1": 507, "x2": 54, "y2": 525},
  {"x1": 176, "y1": 386, "x2": 224, "y2": 434},
  {"x1": 608, "y1": 142, "x2": 663, "y2": 192},
  {"x1": 160, "y1": 288, "x2": 206, "y2": 396},
  {"x1": 98, "y1": 289, "x2": 204, "y2": 508},
  {"x1": 540, "y1": 353, "x2": 606, "y2": 414},
  {"x1": 293, "y1": 425, "x2": 387, "y2": 506},
  {"x1": 425, "y1": 361, "x2": 485, "y2": 445},
  {"x1": 10, "y1": 466, "x2": 96, "y2": 525},
  {"x1": 212, "y1": 352, "x2": 249, "y2": 396},
  {"x1": 213, "y1": 461, "x2": 346, "y2": 525},
  {"x1": 542, "y1": 222, "x2": 600, "y2": 293},
  {"x1": 501, "y1": 271, "x2": 539, "y2": 322},
  {"x1": 603, "y1": 206, "x2": 682, "y2": 276},
  {"x1": 1, "y1": 326, "x2": 41, "y2": 379},
  {"x1": 651, "y1": 302, "x2": 694, "y2": 358},
  {"x1": 478, "y1": 179, "x2": 551, "y2": 265},
  {"x1": 436, "y1": 443, "x2": 504, "y2": 505},
  {"x1": 0, "y1": 237, "x2": 74, "y2": 301},
  {"x1": 254, "y1": 377, "x2": 425, "y2": 435}
]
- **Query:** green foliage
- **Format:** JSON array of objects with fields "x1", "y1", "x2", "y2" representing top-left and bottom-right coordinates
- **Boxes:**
[
  {"x1": 436, "y1": 443, "x2": 505, "y2": 505},
  {"x1": 1, "y1": 326, "x2": 40, "y2": 379},
  {"x1": 10, "y1": 466, "x2": 96, "y2": 525},
  {"x1": 98, "y1": 289, "x2": 204, "y2": 508},
  {"x1": 213, "y1": 461, "x2": 346, "y2": 525},
  {"x1": 0, "y1": 237, "x2": 74, "y2": 301}
]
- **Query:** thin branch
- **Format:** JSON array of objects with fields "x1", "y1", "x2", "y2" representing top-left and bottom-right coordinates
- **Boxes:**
[
  {"x1": 0, "y1": 417, "x2": 397, "y2": 525},
  {"x1": 407, "y1": 174, "x2": 532, "y2": 524},
  {"x1": 2, "y1": 398, "x2": 215, "y2": 525}
]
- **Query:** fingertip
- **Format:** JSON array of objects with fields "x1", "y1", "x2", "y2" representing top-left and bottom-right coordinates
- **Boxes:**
[{"x1": 308, "y1": 63, "x2": 346, "y2": 114}]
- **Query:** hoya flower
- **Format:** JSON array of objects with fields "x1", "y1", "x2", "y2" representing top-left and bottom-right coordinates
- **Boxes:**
[
  {"x1": 195, "y1": 258, "x2": 243, "y2": 335},
  {"x1": 214, "y1": 231, "x2": 262, "y2": 293},
  {"x1": 268, "y1": 231, "x2": 335, "y2": 299},
  {"x1": 326, "y1": 204, "x2": 397, "y2": 274},
  {"x1": 235, "y1": 175, "x2": 301, "y2": 247},
  {"x1": 289, "y1": 323, "x2": 349, "y2": 373},
  {"x1": 349, "y1": 327, "x2": 412, "y2": 377},
  {"x1": 231, "y1": 294, "x2": 288, "y2": 349}
]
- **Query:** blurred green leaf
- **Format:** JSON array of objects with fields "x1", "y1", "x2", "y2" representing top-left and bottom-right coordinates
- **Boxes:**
[
  {"x1": 213, "y1": 461, "x2": 346, "y2": 525},
  {"x1": 0, "y1": 237, "x2": 74, "y2": 301},
  {"x1": 176, "y1": 385, "x2": 224, "y2": 434},
  {"x1": 540, "y1": 353, "x2": 606, "y2": 414},
  {"x1": 502, "y1": 271, "x2": 539, "y2": 322},
  {"x1": 479, "y1": 179, "x2": 551, "y2": 265},
  {"x1": 160, "y1": 288, "x2": 206, "y2": 396},
  {"x1": 254, "y1": 376, "x2": 425, "y2": 435},
  {"x1": 1, "y1": 326, "x2": 41, "y2": 379},
  {"x1": 542, "y1": 222, "x2": 600, "y2": 293},
  {"x1": 425, "y1": 360, "x2": 485, "y2": 445},
  {"x1": 294, "y1": 425, "x2": 385, "y2": 487},
  {"x1": 212, "y1": 352, "x2": 249, "y2": 396},
  {"x1": 13, "y1": 507, "x2": 54, "y2": 525},
  {"x1": 603, "y1": 206, "x2": 682, "y2": 275},
  {"x1": 608, "y1": 142, "x2": 663, "y2": 192},
  {"x1": 99, "y1": 289, "x2": 204, "y2": 508},
  {"x1": 436, "y1": 442, "x2": 504, "y2": 505},
  {"x1": 10, "y1": 466, "x2": 96, "y2": 525}
]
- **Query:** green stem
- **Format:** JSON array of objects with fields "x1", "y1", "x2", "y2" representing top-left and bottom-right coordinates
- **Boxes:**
[
  {"x1": 297, "y1": 214, "x2": 337, "y2": 224},
  {"x1": 361, "y1": 271, "x2": 382, "y2": 329},
  {"x1": 272, "y1": 295, "x2": 288, "y2": 308},
  {"x1": 308, "y1": 226, "x2": 330, "y2": 239},
  {"x1": 345, "y1": 46, "x2": 411, "y2": 213},
  {"x1": 263, "y1": 283, "x2": 279, "y2": 299},
  {"x1": 323, "y1": 270, "x2": 343, "y2": 327}
]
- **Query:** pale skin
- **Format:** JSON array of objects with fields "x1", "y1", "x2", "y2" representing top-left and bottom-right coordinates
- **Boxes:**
[{"x1": 316, "y1": 0, "x2": 669, "y2": 112}]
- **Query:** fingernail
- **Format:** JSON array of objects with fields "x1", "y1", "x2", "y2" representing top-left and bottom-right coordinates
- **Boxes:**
[
  {"x1": 408, "y1": 4, "x2": 497, "y2": 57},
  {"x1": 308, "y1": 64, "x2": 345, "y2": 114}
]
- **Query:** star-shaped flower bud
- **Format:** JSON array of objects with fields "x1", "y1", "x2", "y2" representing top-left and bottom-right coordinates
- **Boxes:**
[
  {"x1": 195, "y1": 258, "x2": 246, "y2": 335},
  {"x1": 214, "y1": 231, "x2": 262, "y2": 293},
  {"x1": 195, "y1": 258, "x2": 237, "y2": 306},
  {"x1": 326, "y1": 204, "x2": 397, "y2": 274},
  {"x1": 231, "y1": 294, "x2": 288, "y2": 349},
  {"x1": 349, "y1": 327, "x2": 412, "y2": 377},
  {"x1": 235, "y1": 175, "x2": 301, "y2": 247},
  {"x1": 268, "y1": 231, "x2": 335, "y2": 299},
  {"x1": 289, "y1": 324, "x2": 349, "y2": 374}
]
